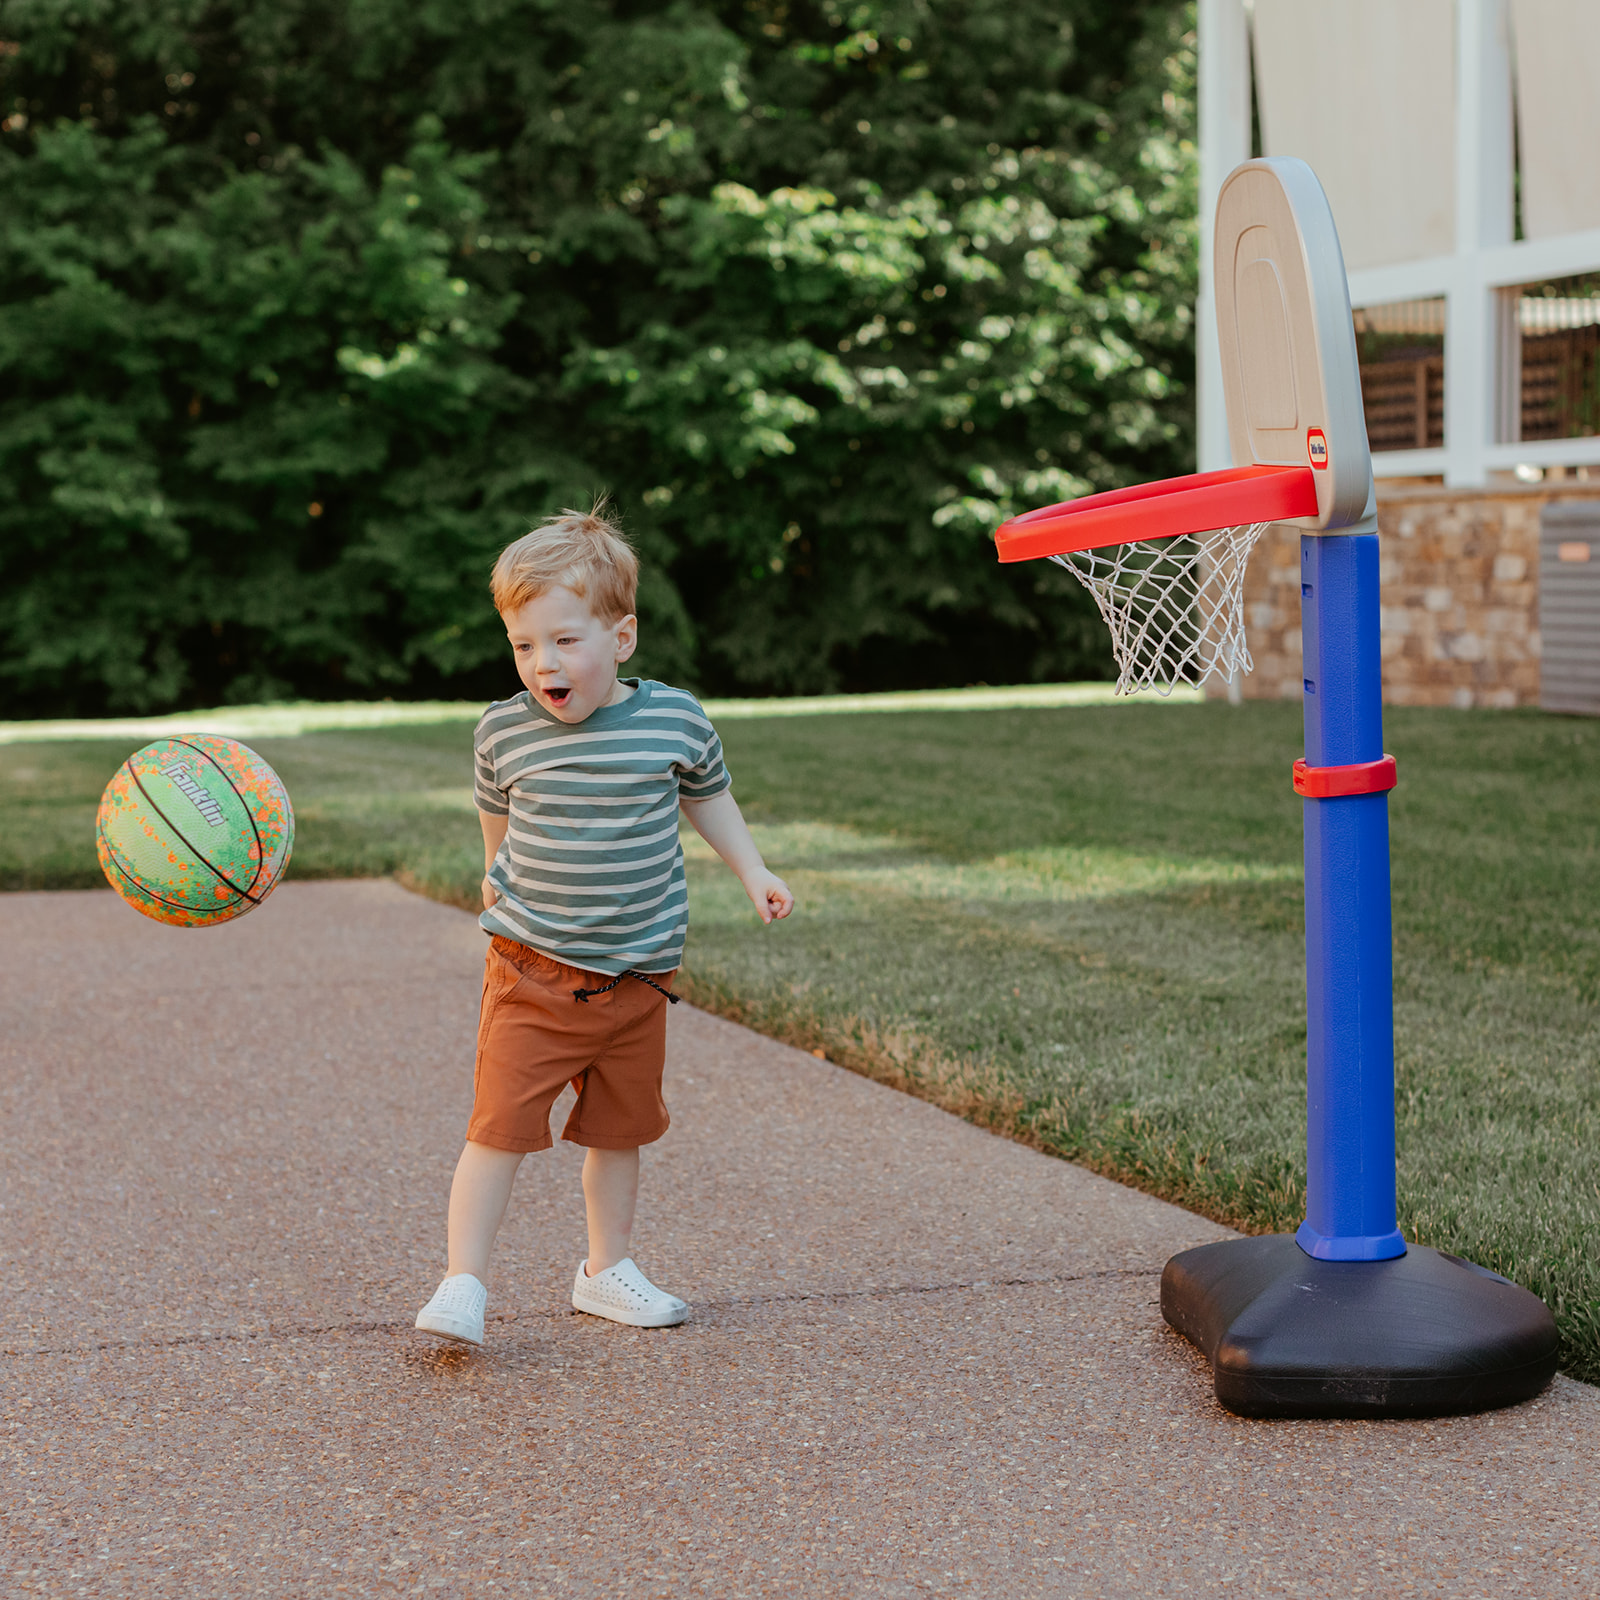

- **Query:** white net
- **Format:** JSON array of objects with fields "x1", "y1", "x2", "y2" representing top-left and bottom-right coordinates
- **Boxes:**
[{"x1": 1050, "y1": 521, "x2": 1271, "y2": 696}]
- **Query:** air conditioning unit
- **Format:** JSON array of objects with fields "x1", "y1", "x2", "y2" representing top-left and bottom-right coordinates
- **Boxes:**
[{"x1": 1539, "y1": 502, "x2": 1600, "y2": 716}]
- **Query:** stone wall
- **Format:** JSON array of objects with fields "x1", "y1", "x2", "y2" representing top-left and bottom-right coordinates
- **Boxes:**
[{"x1": 1220, "y1": 481, "x2": 1600, "y2": 708}]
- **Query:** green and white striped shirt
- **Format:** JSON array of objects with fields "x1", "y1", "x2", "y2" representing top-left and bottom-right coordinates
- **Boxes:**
[{"x1": 473, "y1": 679, "x2": 731, "y2": 974}]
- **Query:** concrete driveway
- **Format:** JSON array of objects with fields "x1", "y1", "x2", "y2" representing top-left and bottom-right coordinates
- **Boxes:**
[{"x1": 3, "y1": 881, "x2": 1595, "y2": 1597}]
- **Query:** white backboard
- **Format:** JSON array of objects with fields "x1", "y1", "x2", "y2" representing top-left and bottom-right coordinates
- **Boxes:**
[{"x1": 1214, "y1": 158, "x2": 1376, "y2": 533}]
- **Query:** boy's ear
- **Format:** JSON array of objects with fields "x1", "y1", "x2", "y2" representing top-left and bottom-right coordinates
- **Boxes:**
[{"x1": 614, "y1": 613, "x2": 638, "y2": 664}]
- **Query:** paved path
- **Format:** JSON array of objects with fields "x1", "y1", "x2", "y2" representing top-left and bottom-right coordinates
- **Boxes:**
[{"x1": 3, "y1": 882, "x2": 1596, "y2": 1598}]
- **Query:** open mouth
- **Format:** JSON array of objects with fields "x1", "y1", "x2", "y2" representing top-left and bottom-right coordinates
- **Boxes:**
[{"x1": 543, "y1": 685, "x2": 574, "y2": 709}]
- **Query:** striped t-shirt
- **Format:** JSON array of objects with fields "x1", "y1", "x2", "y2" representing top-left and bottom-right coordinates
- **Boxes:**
[{"x1": 473, "y1": 679, "x2": 731, "y2": 975}]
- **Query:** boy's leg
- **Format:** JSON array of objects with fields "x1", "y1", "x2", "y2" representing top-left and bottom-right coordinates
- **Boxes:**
[
  {"x1": 563, "y1": 974, "x2": 685, "y2": 1325},
  {"x1": 419, "y1": 940, "x2": 583, "y2": 1346},
  {"x1": 417, "y1": 1141, "x2": 519, "y2": 1346},
  {"x1": 571, "y1": 1141, "x2": 685, "y2": 1326},
  {"x1": 581, "y1": 1145, "x2": 639, "y2": 1276},
  {"x1": 447, "y1": 1140, "x2": 525, "y2": 1282}
]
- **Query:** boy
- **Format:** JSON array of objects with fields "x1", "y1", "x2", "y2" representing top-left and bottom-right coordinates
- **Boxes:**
[{"x1": 416, "y1": 505, "x2": 793, "y2": 1346}]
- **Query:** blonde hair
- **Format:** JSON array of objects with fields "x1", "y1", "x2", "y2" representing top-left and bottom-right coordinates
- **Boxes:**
[{"x1": 490, "y1": 500, "x2": 638, "y2": 621}]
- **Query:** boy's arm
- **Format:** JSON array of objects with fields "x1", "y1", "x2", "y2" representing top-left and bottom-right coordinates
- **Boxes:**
[
  {"x1": 679, "y1": 790, "x2": 794, "y2": 925},
  {"x1": 479, "y1": 809, "x2": 510, "y2": 910}
]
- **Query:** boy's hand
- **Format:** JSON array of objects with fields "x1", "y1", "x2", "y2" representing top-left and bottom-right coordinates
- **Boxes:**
[
  {"x1": 742, "y1": 869, "x2": 794, "y2": 925},
  {"x1": 680, "y1": 790, "x2": 793, "y2": 924},
  {"x1": 482, "y1": 875, "x2": 499, "y2": 910}
]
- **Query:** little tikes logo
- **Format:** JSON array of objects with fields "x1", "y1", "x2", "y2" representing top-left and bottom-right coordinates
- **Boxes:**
[
  {"x1": 160, "y1": 760, "x2": 228, "y2": 828},
  {"x1": 1307, "y1": 427, "x2": 1329, "y2": 469}
]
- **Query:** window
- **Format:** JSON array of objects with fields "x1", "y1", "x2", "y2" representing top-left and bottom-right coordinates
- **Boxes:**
[
  {"x1": 1513, "y1": 274, "x2": 1600, "y2": 443},
  {"x1": 1353, "y1": 299, "x2": 1445, "y2": 453}
]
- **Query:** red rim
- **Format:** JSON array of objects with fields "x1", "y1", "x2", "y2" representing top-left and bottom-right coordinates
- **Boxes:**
[{"x1": 994, "y1": 465, "x2": 1319, "y2": 563}]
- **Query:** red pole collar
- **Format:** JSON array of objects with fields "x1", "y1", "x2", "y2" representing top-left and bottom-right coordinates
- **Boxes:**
[{"x1": 1292, "y1": 755, "x2": 1398, "y2": 799}]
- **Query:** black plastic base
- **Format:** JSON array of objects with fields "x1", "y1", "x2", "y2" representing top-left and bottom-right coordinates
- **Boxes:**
[{"x1": 1161, "y1": 1235, "x2": 1559, "y2": 1418}]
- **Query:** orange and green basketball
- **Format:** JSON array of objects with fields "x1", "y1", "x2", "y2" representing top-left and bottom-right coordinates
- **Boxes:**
[{"x1": 96, "y1": 736, "x2": 295, "y2": 928}]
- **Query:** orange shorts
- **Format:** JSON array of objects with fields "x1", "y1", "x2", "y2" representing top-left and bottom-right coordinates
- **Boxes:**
[{"x1": 468, "y1": 937, "x2": 675, "y2": 1154}]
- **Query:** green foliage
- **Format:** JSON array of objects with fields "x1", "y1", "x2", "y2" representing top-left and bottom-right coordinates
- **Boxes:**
[{"x1": 0, "y1": 0, "x2": 1197, "y2": 713}]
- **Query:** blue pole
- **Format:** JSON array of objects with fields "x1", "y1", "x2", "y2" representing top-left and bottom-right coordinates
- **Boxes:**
[{"x1": 1295, "y1": 533, "x2": 1406, "y2": 1261}]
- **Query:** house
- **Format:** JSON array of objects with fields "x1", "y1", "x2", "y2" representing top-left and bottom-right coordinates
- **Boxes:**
[{"x1": 1200, "y1": 0, "x2": 1600, "y2": 711}]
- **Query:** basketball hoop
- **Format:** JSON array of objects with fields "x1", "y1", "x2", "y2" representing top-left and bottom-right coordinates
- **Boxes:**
[
  {"x1": 989, "y1": 157, "x2": 1559, "y2": 1420},
  {"x1": 995, "y1": 463, "x2": 1319, "y2": 695}
]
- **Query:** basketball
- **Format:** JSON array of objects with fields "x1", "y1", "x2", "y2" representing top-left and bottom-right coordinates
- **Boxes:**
[{"x1": 95, "y1": 736, "x2": 295, "y2": 928}]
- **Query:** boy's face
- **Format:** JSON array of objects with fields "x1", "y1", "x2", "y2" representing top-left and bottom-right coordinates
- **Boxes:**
[{"x1": 502, "y1": 586, "x2": 638, "y2": 723}]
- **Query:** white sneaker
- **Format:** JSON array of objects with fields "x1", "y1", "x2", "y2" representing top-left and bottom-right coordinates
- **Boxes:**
[
  {"x1": 415, "y1": 1273, "x2": 487, "y2": 1345},
  {"x1": 571, "y1": 1257, "x2": 688, "y2": 1328}
]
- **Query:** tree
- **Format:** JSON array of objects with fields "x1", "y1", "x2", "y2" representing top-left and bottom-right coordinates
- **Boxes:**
[{"x1": 0, "y1": 0, "x2": 1196, "y2": 714}]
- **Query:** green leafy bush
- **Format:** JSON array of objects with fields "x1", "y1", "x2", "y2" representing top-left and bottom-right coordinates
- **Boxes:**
[{"x1": 0, "y1": 0, "x2": 1196, "y2": 713}]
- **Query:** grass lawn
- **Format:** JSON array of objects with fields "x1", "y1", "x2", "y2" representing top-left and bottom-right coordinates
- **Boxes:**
[{"x1": 4, "y1": 699, "x2": 1599, "y2": 1379}]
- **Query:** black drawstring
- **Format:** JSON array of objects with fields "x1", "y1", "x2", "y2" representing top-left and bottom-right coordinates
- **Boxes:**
[{"x1": 572, "y1": 970, "x2": 680, "y2": 1005}]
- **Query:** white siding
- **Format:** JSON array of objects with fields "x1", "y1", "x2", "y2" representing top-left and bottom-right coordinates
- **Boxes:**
[{"x1": 1252, "y1": 0, "x2": 1456, "y2": 271}]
